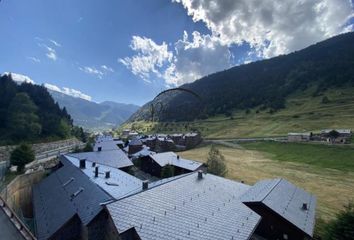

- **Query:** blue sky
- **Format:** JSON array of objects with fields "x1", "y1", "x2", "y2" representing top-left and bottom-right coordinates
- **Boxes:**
[{"x1": 1, "y1": 0, "x2": 353, "y2": 105}]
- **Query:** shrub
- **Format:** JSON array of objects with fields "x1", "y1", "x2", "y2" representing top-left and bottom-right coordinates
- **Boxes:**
[
  {"x1": 83, "y1": 143, "x2": 93, "y2": 152},
  {"x1": 161, "y1": 164, "x2": 175, "y2": 178},
  {"x1": 322, "y1": 202, "x2": 354, "y2": 240},
  {"x1": 322, "y1": 96, "x2": 330, "y2": 104},
  {"x1": 10, "y1": 143, "x2": 35, "y2": 172},
  {"x1": 206, "y1": 145, "x2": 227, "y2": 177}
]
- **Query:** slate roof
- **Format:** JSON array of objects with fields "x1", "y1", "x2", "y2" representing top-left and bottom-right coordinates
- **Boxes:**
[
  {"x1": 184, "y1": 132, "x2": 199, "y2": 137},
  {"x1": 67, "y1": 149, "x2": 133, "y2": 169},
  {"x1": 94, "y1": 140, "x2": 120, "y2": 151},
  {"x1": 131, "y1": 146, "x2": 154, "y2": 158},
  {"x1": 65, "y1": 155, "x2": 143, "y2": 200},
  {"x1": 32, "y1": 156, "x2": 113, "y2": 240},
  {"x1": 149, "y1": 152, "x2": 203, "y2": 171},
  {"x1": 240, "y1": 178, "x2": 316, "y2": 237},
  {"x1": 321, "y1": 129, "x2": 352, "y2": 134},
  {"x1": 288, "y1": 132, "x2": 311, "y2": 136},
  {"x1": 129, "y1": 138, "x2": 143, "y2": 146},
  {"x1": 107, "y1": 172, "x2": 261, "y2": 240}
]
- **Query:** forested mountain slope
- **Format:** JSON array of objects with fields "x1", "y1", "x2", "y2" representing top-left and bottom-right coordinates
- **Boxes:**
[
  {"x1": 129, "y1": 32, "x2": 354, "y2": 122},
  {"x1": 0, "y1": 74, "x2": 74, "y2": 144}
]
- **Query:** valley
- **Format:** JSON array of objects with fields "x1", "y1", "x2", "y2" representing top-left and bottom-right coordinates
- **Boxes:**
[{"x1": 119, "y1": 86, "x2": 354, "y2": 138}]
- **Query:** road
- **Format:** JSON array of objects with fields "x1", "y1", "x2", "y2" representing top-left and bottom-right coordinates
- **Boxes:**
[
  {"x1": 204, "y1": 136, "x2": 287, "y2": 148},
  {"x1": 204, "y1": 136, "x2": 287, "y2": 142},
  {"x1": 35, "y1": 143, "x2": 85, "y2": 161},
  {"x1": 24, "y1": 143, "x2": 85, "y2": 170}
]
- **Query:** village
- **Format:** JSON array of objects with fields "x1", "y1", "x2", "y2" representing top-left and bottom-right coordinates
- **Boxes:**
[
  {"x1": 2, "y1": 1, "x2": 354, "y2": 239},
  {"x1": 1, "y1": 130, "x2": 318, "y2": 240},
  {"x1": 287, "y1": 129, "x2": 352, "y2": 144},
  {"x1": 2, "y1": 127, "x2": 354, "y2": 240}
]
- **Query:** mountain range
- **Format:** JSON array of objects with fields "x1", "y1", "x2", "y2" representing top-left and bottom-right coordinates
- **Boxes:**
[{"x1": 49, "y1": 90, "x2": 139, "y2": 131}]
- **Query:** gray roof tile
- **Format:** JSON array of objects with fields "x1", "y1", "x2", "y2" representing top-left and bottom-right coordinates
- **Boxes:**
[
  {"x1": 68, "y1": 149, "x2": 133, "y2": 169},
  {"x1": 240, "y1": 178, "x2": 316, "y2": 237},
  {"x1": 65, "y1": 155, "x2": 143, "y2": 200},
  {"x1": 94, "y1": 141, "x2": 120, "y2": 151},
  {"x1": 107, "y1": 172, "x2": 261, "y2": 240},
  {"x1": 150, "y1": 152, "x2": 203, "y2": 171},
  {"x1": 33, "y1": 156, "x2": 113, "y2": 240}
]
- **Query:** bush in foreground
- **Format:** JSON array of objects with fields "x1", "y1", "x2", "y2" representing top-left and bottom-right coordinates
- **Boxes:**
[
  {"x1": 322, "y1": 202, "x2": 354, "y2": 240},
  {"x1": 10, "y1": 143, "x2": 35, "y2": 172}
]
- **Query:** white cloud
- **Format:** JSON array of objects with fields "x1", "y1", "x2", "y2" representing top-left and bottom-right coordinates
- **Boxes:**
[
  {"x1": 45, "y1": 46, "x2": 57, "y2": 61},
  {"x1": 37, "y1": 43, "x2": 57, "y2": 61},
  {"x1": 2, "y1": 72, "x2": 92, "y2": 101},
  {"x1": 36, "y1": 38, "x2": 59, "y2": 61},
  {"x1": 2, "y1": 72, "x2": 35, "y2": 84},
  {"x1": 165, "y1": 31, "x2": 231, "y2": 85},
  {"x1": 120, "y1": 0, "x2": 353, "y2": 86},
  {"x1": 79, "y1": 65, "x2": 115, "y2": 79},
  {"x1": 27, "y1": 56, "x2": 41, "y2": 63},
  {"x1": 119, "y1": 36, "x2": 173, "y2": 82},
  {"x1": 101, "y1": 65, "x2": 114, "y2": 72},
  {"x1": 44, "y1": 83, "x2": 92, "y2": 101},
  {"x1": 120, "y1": 33, "x2": 231, "y2": 86},
  {"x1": 49, "y1": 39, "x2": 61, "y2": 47},
  {"x1": 79, "y1": 66, "x2": 105, "y2": 79},
  {"x1": 173, "y1": 0, "x2": 354, "y2": 58}
]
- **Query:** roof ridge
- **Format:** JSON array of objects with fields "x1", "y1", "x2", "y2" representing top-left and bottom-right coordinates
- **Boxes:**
[{"x1": 260, "y1": 178, "x2": 282, "y2": 202}]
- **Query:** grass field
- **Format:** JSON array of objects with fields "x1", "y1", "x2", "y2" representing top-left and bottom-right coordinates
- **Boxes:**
[
  {"x1": 240, "y1": 141, "x2": 354, "y2": 172},
  {"x1": 119, "y1": 87, "x2": 354, "y2": 138},
  {"x1": 179, "y1": 142, "x2": 354, "y2": 222}
]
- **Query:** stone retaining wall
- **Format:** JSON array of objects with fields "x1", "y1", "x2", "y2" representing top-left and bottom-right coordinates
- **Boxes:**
[{"x1": 0, "y1": 138, "x2": 82, "y2": 163}]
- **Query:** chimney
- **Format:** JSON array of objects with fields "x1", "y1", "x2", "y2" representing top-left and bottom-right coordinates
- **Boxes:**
[
  {"x1": 79, "y1": 159, "x2": 86, "y2": 169},
  {"x1": 97, "y1": 146, "x2": 102, "y2": 152},
  {"x1": 92, "y1": 162, "x2": 96, "y2": 167},
  {"x1": 105, "y1": 171, "x2": 110, "y2": 179},
  {"x1": 198, "y1": 170, "x2": 203, "y2": 180},
  {"x1": 302, "y1": 203, "x2": 308, "y2": 210},
  {"x1": 95, "y1": 166, "x2": 99, "y2": 178},
  {"x1": 142, "y1": 180, "x2": 148, "y2": 190}
]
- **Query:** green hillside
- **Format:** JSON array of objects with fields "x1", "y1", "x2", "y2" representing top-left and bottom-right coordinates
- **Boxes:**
[
  {"x1": 118, "y1": 86, "x2": 354, "y2": 138},
  {"x1": 128, "y1": 32, "x2": 354, "y2": 123},
  {"x1": 0, "y1": 74, "x2": 84, "y2": 145}
]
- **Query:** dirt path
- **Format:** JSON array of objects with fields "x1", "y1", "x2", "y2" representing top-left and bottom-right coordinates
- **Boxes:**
[{"x1": 180, "y1": 145, "x2": 354, "y2": 221}]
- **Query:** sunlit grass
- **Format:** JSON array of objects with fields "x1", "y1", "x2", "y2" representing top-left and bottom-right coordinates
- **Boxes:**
[{"x1": 179, "y1": 143, "x2": 354, "y2": 221}]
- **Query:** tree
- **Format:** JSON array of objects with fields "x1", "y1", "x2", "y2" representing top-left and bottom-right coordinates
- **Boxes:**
[
  {"x1": 206, "y1": 145, "x2": 227, "y2": 177},
  {"x1": 328, "y1": 130, "x2": 340, "y2": 139},
  {"x1": 7, "y1": 93, "x2": 41, "y2": 140},
  {"x1": 57, "y1": 119, "x2": 71, "y2": 138},
  {"x1": 322, "y1": 96, "x2": 330, "y2": 104},
  {"x1": 161, "y1": 164, "x2": 175, "y2": 178},
  {"x1": 323, "y1": 202, "x2": 354, "y2": 240},
  {"x1": 82, "y1": 142, "x2": 93, "y2": 152},
  {"x1": 0, "y1": 75, "x2": 18, "y2": 129},
  {"x1": 10, "y1": 143, "x2": 35, "y2": 172}
]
